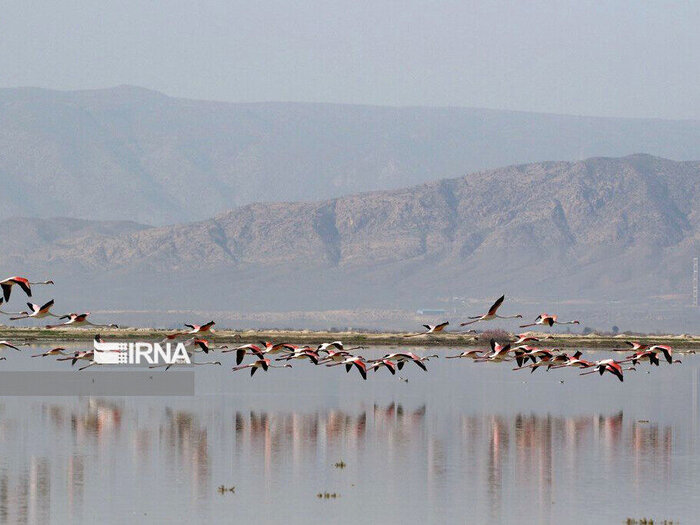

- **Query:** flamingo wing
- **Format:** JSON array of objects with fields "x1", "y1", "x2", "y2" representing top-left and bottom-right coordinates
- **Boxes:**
[
  {"x1": 13, "y1": 279, "x2": 31, "y2": 297},
  {"x1": 413, "y1": 359, "x2": 427, "y2": 371},
  {"x1": 607, "y1": 364, "x2": 624, "y2": 382},
  {"x1": 487, "y1": 295, "x2": 505, "y2": 316},
  {"x1": 40, "y1": 299, "x2": 54, "y2": 312},
  {"x1": 653, "y1": 345, "x2": 673, "y2": 364}
]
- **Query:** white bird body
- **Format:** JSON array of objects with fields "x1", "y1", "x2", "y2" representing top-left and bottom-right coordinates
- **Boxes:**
[
  {"x1": 10, "y1": 299, "x2": 60, "y2": 320},
  {"x1": 460, "y1": 296, "x2": 522, "y2": 326},
  {"x1": 46, "y1": 312, "x2": 118, "y2": 329},
  {"x1": 520, "y1": 313, "x2": 580, "y2": 329},
  {"x1": 0, "y1": 277, "x2": 53, "y2": 302}
]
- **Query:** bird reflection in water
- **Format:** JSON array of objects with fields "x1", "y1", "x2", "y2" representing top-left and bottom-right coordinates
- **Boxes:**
[{"x1": 0, "y1": 399, "x2": 680, "y2": 524}]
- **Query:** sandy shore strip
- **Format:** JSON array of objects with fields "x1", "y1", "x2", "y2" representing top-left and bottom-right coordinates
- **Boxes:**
[{"x1": 1, "y1": 326, "x2": 699, "y2": 350}]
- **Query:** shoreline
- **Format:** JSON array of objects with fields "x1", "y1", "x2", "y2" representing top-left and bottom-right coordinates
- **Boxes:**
[{"x1": 2, "y1": 327, "x2": 699, "y2": 350}]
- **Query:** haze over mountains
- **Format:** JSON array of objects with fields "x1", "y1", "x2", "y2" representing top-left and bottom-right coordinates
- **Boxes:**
[
  {"x1": 2, "y1": 86, "x2": 700, "y2": 224},
  {"x1": 4, "y1": 154, "x2": 699, "y2": 331}
]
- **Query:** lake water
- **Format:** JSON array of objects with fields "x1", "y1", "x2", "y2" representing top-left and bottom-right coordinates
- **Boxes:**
[{"x1": 0, "y1": 344, "x2": 697, "y2": 524}]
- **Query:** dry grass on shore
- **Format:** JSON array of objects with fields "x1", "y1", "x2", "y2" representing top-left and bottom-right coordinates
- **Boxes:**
[{"x1": 1, "y1": 326, "x2": 699, "y2": 350}]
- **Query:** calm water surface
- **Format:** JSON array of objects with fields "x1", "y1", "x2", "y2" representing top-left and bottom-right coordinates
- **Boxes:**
[{"x1": 0, "y1": 344, "x2": 697, "y2": 524}]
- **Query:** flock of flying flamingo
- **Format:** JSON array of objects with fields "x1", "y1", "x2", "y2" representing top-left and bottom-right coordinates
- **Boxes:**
[{"x1": 0, "y1": 280, "x2": 684, "y2": 382}]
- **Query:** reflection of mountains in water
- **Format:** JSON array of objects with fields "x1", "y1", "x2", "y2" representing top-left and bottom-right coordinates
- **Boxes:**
[{"x1": 0, "y1": 399, "x2": 676, "y2": 522}]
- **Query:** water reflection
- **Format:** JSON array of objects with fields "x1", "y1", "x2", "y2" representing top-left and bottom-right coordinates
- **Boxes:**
[{"x1": 0, "y1": 396, "x2": 686, "y2": 524}]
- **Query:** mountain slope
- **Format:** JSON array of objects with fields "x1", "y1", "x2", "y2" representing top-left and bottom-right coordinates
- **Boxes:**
[
  {"x1": 2, "y1": 86, "x2": 700, "y2": 224},
  {"x1": 5, "y1": 155, "x2": 699, "y2": 321}
]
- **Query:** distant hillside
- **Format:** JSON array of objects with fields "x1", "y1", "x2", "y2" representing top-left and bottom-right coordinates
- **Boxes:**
[
  {"x1": 4, "y1": 155, "x2": 700, "y2": 333},
  {"x1": 1, "y1": 86, "x2": 700, "y2": 224}
]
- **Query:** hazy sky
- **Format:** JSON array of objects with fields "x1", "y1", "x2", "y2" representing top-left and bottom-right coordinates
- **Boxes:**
[{"x1": 1, "y1": 1, "x2": 699, "y2": 119}]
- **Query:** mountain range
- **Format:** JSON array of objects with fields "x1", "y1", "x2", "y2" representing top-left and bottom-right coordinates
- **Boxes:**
[
  {"x1": 4, "y1": 154, "x2": 699, "y2": 332},
  {"x1": 2, "y1": 85, "x2": 700, "y2": 225}
]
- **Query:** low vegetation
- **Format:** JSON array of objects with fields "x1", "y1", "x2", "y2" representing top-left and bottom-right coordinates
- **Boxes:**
[{"x1": 3, "y1": 326, "x2": 699, "y2": 349}]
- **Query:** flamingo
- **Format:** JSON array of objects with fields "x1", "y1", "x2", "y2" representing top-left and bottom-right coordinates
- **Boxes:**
[
  {"x1": 317, "y1": 341, "x2": 344, "y2": 352},
  {"x1": 512, "y1": 345, "x2": 550, "y2": 367},
  {"x1": 0, "y1": 277, "x2": 53, "y2": 302},
  {"x1": 316, "y1": 341, "x2": 364, "y2": 353},
  {"x1": 649, "y1": 345, "x2": 673, "y2": 364},
  {"x1": 512, "y1": 348, "x2": 570, "y2": 371},
  {"x1": 384, "y1": 352, "x2": 438, "y2": 371},
  {"x1": 512, "y1": 334, "x2": 540, "y2": 345},
  {"x1": 260, "y1": 341, "x2": 298, "y2": 356},
  {"x1": 181, "y1": 338, "x2": 210, "y2": 354},
  {"x1": 622, "y1": 350, "x2": 660, "y2": 366},
  {"x1": 326, "y1": 356, "x2": 368, "y2": 379},
  {"x1": 159, "y1": 332, "x2": 186, "y2": 344},
  {"x1": 184, "y1": 321, "x2": 215, "y2": 334},
  {"x1": 149, "y1": 359, "x2": 222, "y2": 371},
  {"x1": 549, "y1": 351, "x2": 594, "y2": 369},
  {"x1": 475, "y1": 339, "x2": 512, "y2": 362},
  {"x1": 367, "y1": 359, "x2": 397, "y2": 374},
  {"x1": 580, "y1": 359, "x2": 629, "y2": 382},
  {"x1": 512, "y1": 354, "x2": 556, "y2": 373},
  {"x1": 317, "y1": 349, "x2": 353, "y2": 364},
  {"x1": 277, "y1": 347, "x2": 321, "y2": 365},
  {"x1": 32, "y1": 347, "x2": 70, "y2": 358},
  {"x1": 547, "y1": 352, "x2": 571, "y2": 368},
  {"x1": 76, "y1": 358, "x2": 103, "y2": 371},
  {"x1": 72, "y1": 334, "x2": 124, "y2": 370},
  {"x1": 222, "y1": 344, "x2": 266, "y2": 365},
  {"x1": 10, "y1": 299, "x2": 61, "y2": 320},
  {"x1": 613, "y1": 341, "x2": 649, "y2": 352},
  {"x1": 232, "y1": 358, "x2": 292, "y2": 376},
  {"x1": 404, "y1": 321, "x2": 449, "y2": 337},
  {"x1": 57, "y1": 350, "x2": 95, "y2": 367},
  {"x1": 519, "y1": 314, "x2": 580, "y2": 328},
  {"x1": 396, "y1": 352, "x2": 440, "y2": 372},
  {"x1": 0, "y1": 341, "x2": 21, "y2": 351},
  {"x1": 460, "y1": 295, "x2": 522, "y2": 326},
  {"x1": 381, "y1": 352, "x2": 409, "y2": 363},
  {"x1": 446, "y1": 349, "x2": 484, "y2": 359},
  {"x1": 46, "y1": 313, "x2": 118, "y2": 329}
]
